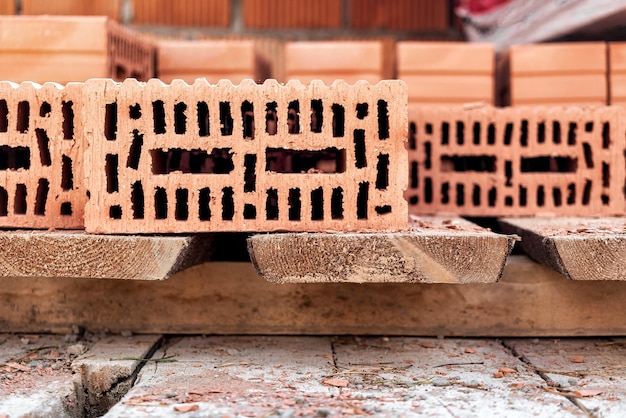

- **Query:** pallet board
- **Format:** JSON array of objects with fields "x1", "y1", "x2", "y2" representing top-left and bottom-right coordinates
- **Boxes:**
[
  {"x1": 248, "y1": 216, "x2": 516, "y2": 283},
  {"x1": 499, "y1": 217, "x2": 626, "y2": 280}
]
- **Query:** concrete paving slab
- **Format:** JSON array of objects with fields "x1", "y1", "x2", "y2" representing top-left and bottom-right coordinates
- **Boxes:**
[{"x1": 506, "y1": 338, "x2": 626, "y2": 418}]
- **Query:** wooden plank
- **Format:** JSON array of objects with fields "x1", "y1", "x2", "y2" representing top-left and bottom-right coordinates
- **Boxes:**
[
  {"x1": 4, "y1": 256, "x2": 626, "y2": 335},
  {"x1": 499, "y1": 217, "x2": 626, "y2": 281},
  {"x1": 0, "y1": 231, "x2": 213, "y2": 280},
  {"x1": 248, "y1": 216, "x2": 516, "y2": 284}
]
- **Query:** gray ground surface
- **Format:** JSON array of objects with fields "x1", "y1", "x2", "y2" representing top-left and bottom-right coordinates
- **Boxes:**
[{"x1": 0, "y1": 334, "x2": 624, "y2": 417}]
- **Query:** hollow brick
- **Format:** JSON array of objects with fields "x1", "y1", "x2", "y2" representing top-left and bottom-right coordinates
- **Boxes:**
[
  {"x1": 0, "y1": 81, "x2": 86, "y2": 229},
  {"x1": 108, "y1": 21, "x2": 157, "y2": 82},
  {"x1": 0, "y1": 0, "x2": 14, "y2": 14},
  {"x1": 350, "y1": 0, "x2": 449, "y2": 31},
  {"x1": 406, "y1": 104, "x2": 626, "y2": 216},
  {"x1": 82, "y1": 78, "x2": 408, "y2": 233},
  {"x1": 242, "y1": 0, "x2": 342, "y2": 29},
  {"x1": 21, "y1": 0, "x2": 120, "y2": 20},
  {"x1": 132, "y1": 0, "x2": 230, "y2": 27}
]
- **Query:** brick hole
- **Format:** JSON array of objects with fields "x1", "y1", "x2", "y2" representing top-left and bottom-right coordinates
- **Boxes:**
[
  {"x1": 331, "y1": 187, "x2": 343, "y2": 219},
  {"x1": 155, "y1": 187, "x2": 168, "y2": 219},
  {"x1": 567, "y1": 122, "x2": 577, "y2": 145},
  {"x1": 519, "y1": 186, "x2": 527, "y2": 206},
  {"x1": 442, "y1": 122, "x2": 450, "y2": 145},
  {"x1": 16, "y1": 101, "x2": 29, "y2": 133},
  {"x1": 585, "y1": 121, "x2": 593, "y2": 132},
  {"x1": 265, "y1": 148, "x2": 345, "y2": 173},
  {"x1": 174, "y1": 102, "x2": 187, "y2": 135},
  {"x1": 520, "y1": 120, "x2": 528, "y2": 147},
  {"x1": 219, "y1": 102, "x2": 233, "y2": 136},
  {"x1": 408, "y1": 122, "x2": 416, "y2": 150},
  {"x1": 375, "y1": 205, "x2": 391, "y2": 215},
  {"x1": 0, "y1": 187, "x2": 7, "y2": 216},
  {"x1": 472, "y1": 185, "x2": 480, "y2": 206},
  {"x1": 129, "y1": 103, "x2": 141, "y2": 120},
  {"x1": 456, "y1": 121, "x2": 464, "y2": 145},
  {"x1": 265, "y1": 102, "x2": 278, "y2": 135},
  {"x1": 115, "y1": 65, "x2": 126, "y2": 79},
  {"x1": 376, "y1": 154, "x2": 389, "y2": 190},
  {"x1": 197, "y1": 102, "x2": 210, "y2": 137},
  {"x1": 487, "y1": 123, "x2": 495, "y2": 145},
  {"x1": 311, "y1": 187, "x2": 323, "y2": 220},
  {"x1": 14, "y1": 184, "x2": 26, "y2": 214},
  {"x1": 552, "y1": 121, "x2": 561, "y2": 144},
  {"x1": 222, "y1": 187, "x2": 235, "y2": 220},
  {"x1": 265, "y1": 188, "x2": 278, "y2": 220},
  {"x1": 553, "y1": 187, "x2": 562, "y2": 207},
  {"x1": 602, "y1": 162, "x2": 610, "y2": 187},
  {"x1": 567, "y1": 184, "x2": 576, "y2": 205},
  {"x1": 357, "y1": 182, "x2": 369, "y2": 219},
  {"x1": 287, "y1": 101, "x2": 300, "y2": 134},
  {"x1": 131, "y1": 181, "x2": 144, "y2": 219},
  {"x1": 425, "y1": 123, "x2": 433, "y2": 134},
  {"x1": 602, "y1": 194, "x2": 609, "y2": 204},
  {"x1": 488, "y1": 187, "x2": 497, "y2": 207},
  {"x1": 537, "y1": 122, "x2": 545, "y2": 143},
  {"x1": 521, "y1": 156, "x2": 577, "y2": 173},
  {"x1": 582, "y1": 181, "x2": 592, "y2": 205},
  {"x1": 536, "y1": 186, "x2": 545, "y2": 207},
  {"x1": 332, "y1": 104, "x2": 345, "y2": 137},
  {"x1": 456, "y1": 184, "x2": 464, "y2": 206},
  {"x1": 243, "y1": 204, "x2": 256, "y2": 219},
  {"x1": 504, "y1": 122, "x2": 513, "y2": 145},
  {"x1": 472, "y1": 122, "x2": 480, "y2": 145},
  {"x1": 602, "y1": 122, "x2": 610, "y2": 149},
  {"x1": 105, "y1": 103, "x2": 118, "y2": 140},
  {"x1": 61, "y1": 155, "x2": 73, "y2": 191},
  {"x1": 127, "y1": 130, "x2": 144, "y2": 170},
  {"x1": 241, "y1": 101, "x2": 254, "y2": 139},
  {"x1": 198, "y1": 188, "x2": 211, "y2": 221},
  {"x1": 0, "y1": 100, "x2": 7, "y2": 132},
  {"x1": 39, "y1": 102, "x2": 51, "y2": 117},
  {"x1": 356, "y1": 103, "x2": 368, "y2": 119},
  {"x1": 409, "y1": 195, "x2": 418, "y2": 205},
  {"x1": 424, "y1": 142, "x2": 431, "y2": 169},
  {"x1": 354, "y1": 130, "x2": 367, "y2": 168},
  {"x1": 105, "y1": 154, "x2": 119, "y2": 193},
  {"x1": 310, "y1": 99, "x2": 323, "y2": 133},
  {"x1": 109, "y1": 205, "x2": 122, "y2": 219},
  {"x1": 410, "y1": 161, "x2": 418, "y2": 189},
  {"x1": 62, "y1": 101, "x2": 74, "y2": 139},
  {"x1": 244, "y1": 154, "x2": 257, "y2": 192},
  {"x1": 34, "y1": 178, "x2": 48, "y2": 215},
  {"x1": 505, "y1": 196, "x2": 513, "y2": 206},
  {"x1": 175, "y1": 188, "x2": 189, "y2": 220},
  {"x1": 377, "y1": 100, "x2": 389, "y2": 140},
  {"x1": 582, "y1": 143, "x2": 594, "y2": 168},
  {"x1": 441, "y1": 182, "x2": 449, "y2": 204},
  {"x1": 35, "y1": 129, "x2": 51, "y2": 166},
  {"x1": 288, "y1": 188, "x2": 301, "y2": 221},
  {"x1": 440, "y1": 155, "x2": 496, "y2": 172},
  {"x1": 152, "y1": 100, "x2": 166, "y2": 134},
  {"x1": 151, "y1": 148, "x2": 234, "y2": 174},
  {"x1": 0, "y1": 146, "x2": 30, "y2": 170},
  {"x1": 505, "y1": 160, "x2": 512, "y2": 186},
  {"x1": 60, "y1": 202, "x2": 72, "y2": 216},
  {"x1": 424, "y1": 178, "x2": 433, "y2": 203}
]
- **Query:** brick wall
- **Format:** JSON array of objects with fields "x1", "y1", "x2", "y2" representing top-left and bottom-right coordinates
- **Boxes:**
[{"x1": 82, "y1": 78, "x2": 408, "y2": 233}]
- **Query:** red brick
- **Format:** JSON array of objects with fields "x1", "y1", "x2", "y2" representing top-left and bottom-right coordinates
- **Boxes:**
[
  {"x1": 609, "y1": 42, "x2": 626, "y2": 106},
  {"x1": 108, "y1": 21, "x2": 157, "y2": 81},
  {"x1": 21, "y1": 0, "x2": 120, "y2": 20},
  {"x1": 0, "y1": 0, "x2": 14, "y2": 14},
  {"x1": 503, "y1": 43, "x2": 607, "y2": 106},
  {"x1": 285, "y1": 41, "x2": 385, "y2": 84},
  {"x1": 406, "y1": 105, "x2": 625, "y2": 216},
  {"x1": 132, "y1": 0, "x2": 230, "y2": 27},
  {"x1": 397, "y1": 42, "x2": 494, "y2": 105},
  {"x1": 350, "y1": 0, "x2": 449, "y2": 31},
  {"x1": 243, "y1": 0, "x2": 341, "y2": 29},
  {"x1": 0, "y1": 82, "x2": 86, "y2": 229},
  {"x1": 83, "y1": 79, "x2": 408, "y2": 233}
]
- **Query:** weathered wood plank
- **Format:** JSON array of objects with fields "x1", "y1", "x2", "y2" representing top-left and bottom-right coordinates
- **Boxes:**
[
  {"x1": 499, "y1": 217, "x2": 626, "y2": 280},
  {"x1": 0, "y1": 231, "x2": 212, "y2": 280},
  {"x1": 3, "y1": 257, "x2": 626, "y2": 336},
  {"x1": 248, "y1": 216, "x2": 516, "y2": 284}
]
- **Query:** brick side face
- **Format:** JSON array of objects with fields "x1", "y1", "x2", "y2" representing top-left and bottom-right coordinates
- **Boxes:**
[
  {"x1": 0, "y1": 82, "x2": 86, "y2": 229},
  {"x1": 243, "y1": 0, "x2": 342, "y2": 29},
  {"x1": 21, "y1": 0, "x2": 120, "y2": 20},
  {"x1": 406, "y1": 105, "x2": 625, "y2": 216},
  {"x1": 132, "y1": 0, "x2": 230, "y2": 27},
  {"x1": 350, "y1": 0, "x2": 449, "y2": 31},
  {"x1": 0, "y1": 0, "x2": 14, "y2": 14},
  {"x1": 83, "y1": 79, "x2": 408, "y2": 233}
]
